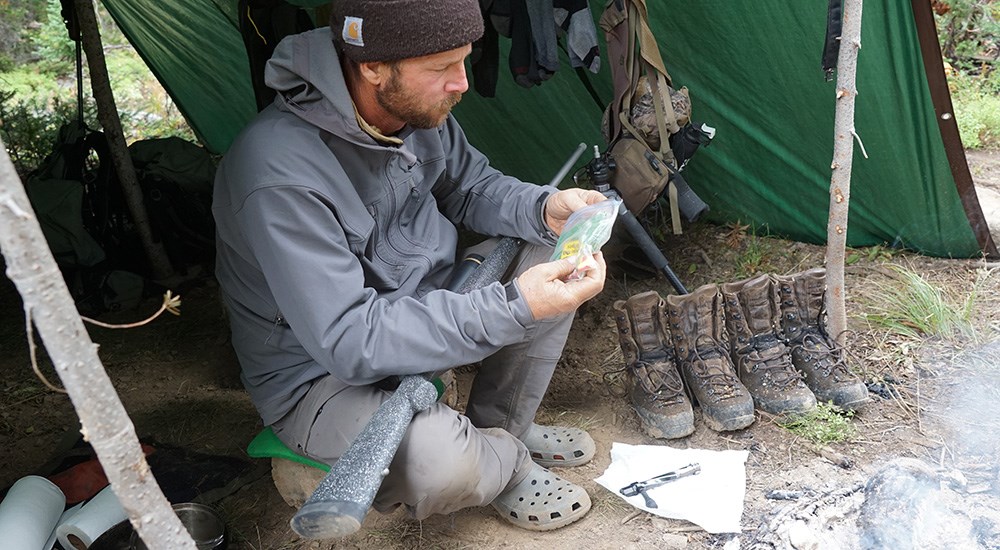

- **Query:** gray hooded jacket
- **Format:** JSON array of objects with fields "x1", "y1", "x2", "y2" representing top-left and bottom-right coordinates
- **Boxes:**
[{"x1": 213, "y1": 28, "x2": 556, "y2": 425}]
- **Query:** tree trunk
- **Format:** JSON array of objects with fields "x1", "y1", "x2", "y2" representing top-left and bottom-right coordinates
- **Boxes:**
[
  {"x1": 74, "y1": 0, "x2": 174, "y2": 281},
  {"x1": 0, "y1": 141, "x2": 195, "y2": 548},
  {"x1": 825, "y1": 0, "x2": 864, "y2": 346}
]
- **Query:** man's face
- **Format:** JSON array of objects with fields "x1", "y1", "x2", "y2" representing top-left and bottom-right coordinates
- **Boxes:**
[{"x1": 374, "y1": 45, "x2": 471, "y2": 129}]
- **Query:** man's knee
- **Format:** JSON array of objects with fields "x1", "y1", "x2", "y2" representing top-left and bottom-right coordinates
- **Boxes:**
[
  {"x1": 398, "y1": 410, "x2": 499, "y2": 495},
  {"x1": 380, "y1": 406, "x2": 521, "y2": 517}
]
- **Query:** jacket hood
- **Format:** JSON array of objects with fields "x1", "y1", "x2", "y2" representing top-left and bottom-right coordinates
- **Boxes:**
[{"x1": 264, "y1": 28, "x2": 379, "y2": 147}]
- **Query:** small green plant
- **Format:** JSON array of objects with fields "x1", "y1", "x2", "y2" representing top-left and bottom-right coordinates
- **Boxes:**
[
  {"x1": 734, "y1": 224, "x2": 775, "y2": 279},
  {"x1": 951, "y1": 71, "x2": 1000, "y2": 149},
  {"x1": 778, "y1": 402, "x2": 856, "y2": 445},
  {"x1": 846, "y1": 244, "x2": 895, "y2": 265},
  {"x1": 866, "y1": 265, "x2": 982, "y2": 341}
]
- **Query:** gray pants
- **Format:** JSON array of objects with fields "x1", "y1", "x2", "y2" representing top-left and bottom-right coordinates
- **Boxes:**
[{"x1": 271, "y1": 243, "x2": 574, "y2": 519}]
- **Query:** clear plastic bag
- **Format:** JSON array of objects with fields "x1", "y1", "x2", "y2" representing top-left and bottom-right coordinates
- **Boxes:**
[{"x1": 550, "y1": 199, "x2": 621, "y2": 280}]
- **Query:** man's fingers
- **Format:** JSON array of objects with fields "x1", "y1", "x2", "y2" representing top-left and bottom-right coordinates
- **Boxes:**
[
  {"x1": 583, "y1": 251, "x2": 607, "y2": 278},
  {"x1": 572, "y1": 252, "x2": 606, "y2": 293},
  {"x1": 582, "y1": 190, "x2": 608, "y2": 205},
  {"x1": 532, "y1": 257, "x2": 577, "y2": 281}
]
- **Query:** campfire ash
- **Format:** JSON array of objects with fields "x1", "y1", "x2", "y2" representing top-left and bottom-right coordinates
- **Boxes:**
[
  {"x1": 746, "y1": 457, "x2": 1000, "y2": 549},
  {"x1": 747, "y1": 342, "x2": 1000, "y2": 549}
]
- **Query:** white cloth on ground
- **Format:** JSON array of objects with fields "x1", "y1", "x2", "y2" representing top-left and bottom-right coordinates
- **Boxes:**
[{"x1": 595, "y1": 442, "x2": 748, "y2": 534}]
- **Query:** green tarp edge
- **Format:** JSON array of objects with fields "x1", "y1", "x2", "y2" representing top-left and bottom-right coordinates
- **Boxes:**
[
  {"x1": 101, "y1": 0, "x2": 257, "y2": 155},
  {"x1": 100, "y1": 0, "x2": 980, "y2": 258}
]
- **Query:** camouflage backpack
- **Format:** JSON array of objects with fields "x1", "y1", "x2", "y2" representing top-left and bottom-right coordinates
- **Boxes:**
[{"x1": 599, "y1": 0, "x2": 714, "y2": 232}]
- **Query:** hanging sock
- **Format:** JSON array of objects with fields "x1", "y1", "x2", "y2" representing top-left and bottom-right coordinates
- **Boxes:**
[
  {"x1": 471, "y1": 0, "x2": 500, "y2": 97},
  {"x1": 491, "y1": 0, "x2": 512, "y2": 37},
  {"x1": 508, "y1": 0, "x2": 541, "y2": 88},
  {"x1": 554, "y1": 0, "x2": 601, "y2": 73},
  {"x1": 526, "y1": 0, "x2": 559, "y2": 79}
]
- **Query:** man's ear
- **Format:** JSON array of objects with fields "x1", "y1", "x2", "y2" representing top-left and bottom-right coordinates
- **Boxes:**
[{"x1": 358, "y1": 61, "x2": 388, "y2": 87}]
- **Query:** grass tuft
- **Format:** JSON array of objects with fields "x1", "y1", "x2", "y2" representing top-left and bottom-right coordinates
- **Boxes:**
[
  {"x1": 723, "y1": 220, "x2": 777, "y2": 279},
  {"x1": 778, "y1": 402, "x2": 856, "y2": 445},
  {"x1": 865, "y1": 265, "x2": 985, "y2": 341}
]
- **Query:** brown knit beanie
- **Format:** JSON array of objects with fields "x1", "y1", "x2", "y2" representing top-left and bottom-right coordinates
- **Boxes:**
[{"x1": 330, "y1": 0, "x2": 484, "y2": 63}]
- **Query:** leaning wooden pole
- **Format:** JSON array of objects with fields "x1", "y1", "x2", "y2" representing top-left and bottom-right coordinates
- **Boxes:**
[
  {"x1": 0, "y1": 141, "x2": 195, "y2": 548},
  {"x1": 73, "y1": 0, "x2": 174, "y2": 281},
  {"x1": 824, "y1": 0, "x2": 864, "y2": 346}
]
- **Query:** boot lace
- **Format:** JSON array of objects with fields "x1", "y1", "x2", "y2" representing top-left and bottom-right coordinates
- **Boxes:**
[
  {"x1": 633, "y1": 357, "x2": 686, "y2": 403},
  {"x1": 792, "y1": 331, "x2": 855, "y2": 381},
  {"x1": 736, "y1": 334, "x2": 803, "y2": 389},
  {"x1": 685, "y1": 334, "x2": 744, "y2": 400}
]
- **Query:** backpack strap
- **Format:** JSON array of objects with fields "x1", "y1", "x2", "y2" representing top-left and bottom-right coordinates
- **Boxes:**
[
  {"x1": 822, "y1": 0, "x2": 843, "y2": 81},
  {"x1": 631, "y1": 0, "x2": 669, "y2": 79},
  {"x1": 600, "y1": 0, "x2": 685, "y2": 234},
  {"x1": 600, "y1": 0, "x2": 679, "y2": 144}
]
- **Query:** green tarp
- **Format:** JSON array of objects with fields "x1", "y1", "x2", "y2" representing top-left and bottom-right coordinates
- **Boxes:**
[
  {"x1": 99, "y1": 0, "x2": 984, "y2": 258},
  {"x1": 100, "y1": 0, "x2": 257, "y2": 154}
]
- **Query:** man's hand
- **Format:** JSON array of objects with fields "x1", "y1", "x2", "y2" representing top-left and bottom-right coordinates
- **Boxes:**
[
  {"x1": 516, "y1": 252, "x2": 607, "y2": 320},
  {"x1": 544, "y1": 188, "x2": 608, "y2": 236}
]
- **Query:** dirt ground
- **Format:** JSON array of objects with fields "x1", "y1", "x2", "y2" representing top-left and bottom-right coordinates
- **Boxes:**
[{"x1": 2, "y1": 151, "x2": 1000, "y2": 549}]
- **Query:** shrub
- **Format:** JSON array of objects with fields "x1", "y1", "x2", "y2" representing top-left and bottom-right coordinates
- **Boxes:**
[
  {"x1": 951, "y1": 71, "x2": 1000, "y2": 150},
  {"x1": 0, "y1": 89, "x2": 84, "y2": 176},
  {"x1": 778, "y1": 403, "x2": 856, "y2": 445},
  {"x1": 864, "y1": 265, "x2": 986, "y2": 341}
]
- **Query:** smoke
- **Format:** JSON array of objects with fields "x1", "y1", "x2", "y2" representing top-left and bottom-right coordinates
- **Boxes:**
[{"x1": 935, "y1": 341, "x2": 1000, "y2": 457}]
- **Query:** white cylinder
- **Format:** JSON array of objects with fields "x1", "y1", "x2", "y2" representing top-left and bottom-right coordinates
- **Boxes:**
[
  {"x1": 0, "y1": 475, "x2": 67, "y2": 549},
  {"x1": 56, "y1": 484, "x2": 127, "y2": 549},
  {"x1": 45, "y1": 501, "x2": 85, "y2": 550}
]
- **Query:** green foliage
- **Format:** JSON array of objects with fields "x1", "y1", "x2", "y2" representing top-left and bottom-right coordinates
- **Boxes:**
[
  {"x1": 865, "y1": 265, "x2": 984, "y2": 341},
  {"x1": 778, "y1": 402, "x2": 856, "y2": 445},
  {"x1": 1, "y1": 66, "x2": 64, "y2": 100},
  {"x1": 950, "y1": 70, "x2": 1000, "y2": 149},
  {"x1": 0, "y1": 89, "x2": 85, "y2": 176},
  {"x1": 935, "y1": 1, "x2": 1000, "y2": 150},
  {"x1": 935, "y1": 0, "x2": 1000, "y2": 68},
  {"x1": 1, "y1": 0, "x2": 195, "y2": 176},
  {"x1": 733, "y1": 223, "x2": 775, "y2": 279},
  {"x1": 845, "y1": 244, "x2": 895, "y2": 265},
  {"x1": 30, "y1": 0, "x2": 75, "y2": 74}
]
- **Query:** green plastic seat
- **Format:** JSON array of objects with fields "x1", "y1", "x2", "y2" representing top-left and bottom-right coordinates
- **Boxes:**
[
  {"x1": 247, "y1": 426, "x2": 329, "y2": 472},
  {"x1": 246, "y1": 376, "x2": 447, "y2": 473}
]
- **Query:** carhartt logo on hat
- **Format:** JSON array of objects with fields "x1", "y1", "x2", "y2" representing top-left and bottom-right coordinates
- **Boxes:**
[{"x1": 343, "y1": 16, "x2": 364, "y2": 46}]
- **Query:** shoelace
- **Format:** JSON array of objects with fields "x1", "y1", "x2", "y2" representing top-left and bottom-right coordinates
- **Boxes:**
[
  {"x1": 792, "y1": 331, "x2": 854, "y2": 380},
  {"x1": 737, "y1": 335, "x2": 802, "y2": 389},
  {"x1": 634, "y1": 358, "x2": 686, "y2": 403},
  {"x1": 686, "y1": 335, "x2": 744, "y2": 400}
]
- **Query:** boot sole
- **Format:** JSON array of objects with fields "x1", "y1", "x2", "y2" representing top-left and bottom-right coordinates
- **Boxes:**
[
  {"x1": 811, "y1": 384, "x2": 871, "y2": 412},
  {"x1": 634, "y1": 407, "x2": 695, "y2": 439},
  {"x1": 701, "y1": 410, "x2": 755, "y2": 432}
]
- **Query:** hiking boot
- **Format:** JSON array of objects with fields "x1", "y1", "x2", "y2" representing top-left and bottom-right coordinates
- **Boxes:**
[
  {"x1": 612, "y1": 291, "x2": 695, "y2": 439},
  {"x1": 665, "y1": 284, "x2": 755, "y2": 431},
  {"x1": 774, "y1": 268, "x2": 869, "y2": 410},
  {"x1": 721, "y1": 274, "x2": 816, "y2": 415}
]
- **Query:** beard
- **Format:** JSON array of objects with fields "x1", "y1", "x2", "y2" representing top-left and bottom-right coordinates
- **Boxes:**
[{"x1": 376, "y1": 72, "x2": 463, "y2": 129}]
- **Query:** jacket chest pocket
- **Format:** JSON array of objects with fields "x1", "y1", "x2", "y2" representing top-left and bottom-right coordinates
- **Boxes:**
[{"x1": 397, "y1": 177, "x2": 423, "y2": 229}]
